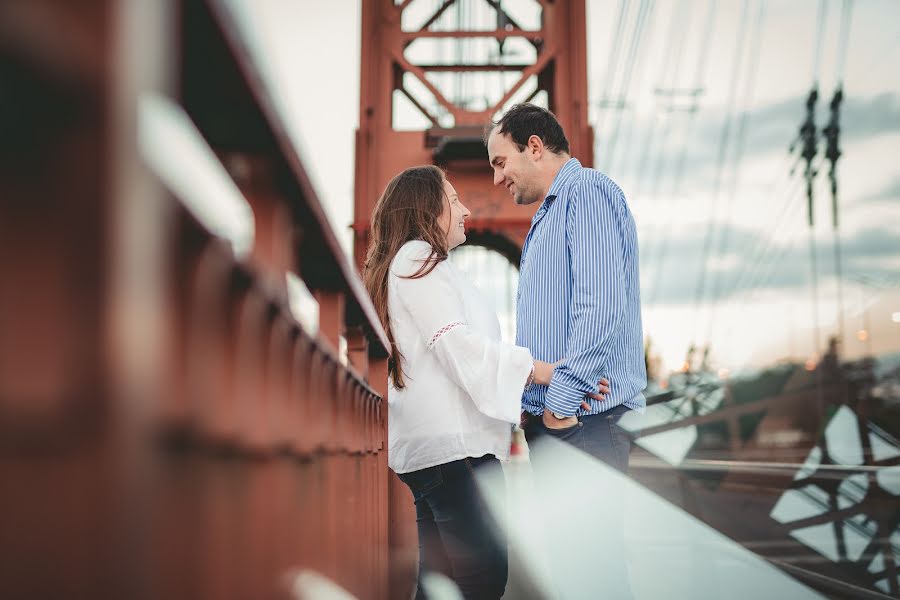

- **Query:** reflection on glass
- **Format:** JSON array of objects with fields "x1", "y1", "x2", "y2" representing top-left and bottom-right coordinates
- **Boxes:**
[
  {"x1": 474, "y1": 439, "x2": 825, "y2": 599},
  {"x1": 794, "y1": 446, "x2": 822, "y2": 480},
  {"x1": 876, "y1": 466, "x2": 900, "y2": 496},
  {"x1": 597, "y1": 348, "x2": 899, "y2": 596},
  {"x1": 825, "y1": 406, "x2": 864, "y2": 465},
  {"x1": 767, "y1": 405, "x2": 900, "y2": 575}
]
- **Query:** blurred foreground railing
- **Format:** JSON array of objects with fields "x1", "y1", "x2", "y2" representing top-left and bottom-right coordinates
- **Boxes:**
[{"x1": 0, "y1": 1, "x2": 415, "y2": 598}]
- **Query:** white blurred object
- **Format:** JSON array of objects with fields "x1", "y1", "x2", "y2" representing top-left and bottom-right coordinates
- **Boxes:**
[
  {"x1": 499, "y1": 455, "x2": 557, "y2": 600},
  {"x1": 139, "y1": 93, "x2": 255, "y2": 258},
  {"x1": 285, "y1": 569, "x2": 358, "y2": 600},
  {"x1": 420, "y1": 572, "x2": 464, "y2": 600},
  {"x1": 477, "y1": 437, "x2": 826, "y2": 599}
]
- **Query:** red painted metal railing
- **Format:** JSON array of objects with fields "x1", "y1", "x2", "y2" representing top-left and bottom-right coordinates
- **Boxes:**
[{"x1": 0, "y1": 1, "x2": 415, "y2": 598}]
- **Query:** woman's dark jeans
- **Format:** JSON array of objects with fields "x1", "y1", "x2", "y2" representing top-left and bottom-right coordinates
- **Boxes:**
[{"x1": 397, "y1": 454, "x2": 508, "y2": 600}]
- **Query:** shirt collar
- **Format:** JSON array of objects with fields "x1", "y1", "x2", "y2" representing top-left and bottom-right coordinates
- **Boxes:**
[{"x1": 543, "y1": 157, "x2": 582, "y2": 204}]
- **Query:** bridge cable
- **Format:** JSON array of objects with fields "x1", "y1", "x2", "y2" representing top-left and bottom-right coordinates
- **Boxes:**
[
  {"x1": 622, "y1": 0, "x2": 689, "y2": 186},
  {"x1": 646, "y1": 0, "x2": 719, "y2": 306},
  {"x1": 689, "y1": 0, "x2": 753, "y2": 345},
  {"x1": 602, "y1": 0, "x2": 656, "y2": 173},
  {"x1": 824, "y1": 0, "x2": 854, "y2": 345},
  {"x1": 705, "y1": 0, "x2": 769, "y2": 346},
  {"x1": 594, "y1": 0, "x2": 632, "y2": 158}
]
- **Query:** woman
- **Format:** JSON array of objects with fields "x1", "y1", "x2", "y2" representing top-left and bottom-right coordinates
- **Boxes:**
[{"x1": 364, "y1": 165, "x2": 608, "y2": 599}]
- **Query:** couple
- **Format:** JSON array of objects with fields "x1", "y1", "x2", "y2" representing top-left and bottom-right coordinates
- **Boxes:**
[{"x1": 363, "y1": 104, "x2": 646, "y2": 599}]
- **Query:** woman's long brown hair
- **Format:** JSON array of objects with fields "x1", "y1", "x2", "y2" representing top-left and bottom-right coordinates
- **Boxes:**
[{"x1": 364, "y1": 165, "x2": 450, "y2": 389}]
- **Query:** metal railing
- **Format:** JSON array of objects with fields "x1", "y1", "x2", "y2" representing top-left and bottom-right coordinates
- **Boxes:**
[{"x1": 0, "y1": 1, "x2": 411, "y2": 598}]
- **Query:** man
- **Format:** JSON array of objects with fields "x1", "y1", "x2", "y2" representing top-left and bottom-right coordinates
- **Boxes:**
[
  {"x1": 485, "y1": 102, "x2": 645, "y2": 598},
  {"x1": 485, "y1": 103, "x2": 646, "y2": 467}
]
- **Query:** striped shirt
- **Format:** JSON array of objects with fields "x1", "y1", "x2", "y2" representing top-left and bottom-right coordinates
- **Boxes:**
[{"x1": 516, "y1": 158, "x2": 647, "y2": 417}]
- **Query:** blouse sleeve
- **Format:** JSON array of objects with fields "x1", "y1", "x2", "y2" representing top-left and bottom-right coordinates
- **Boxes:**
[{"x1": 391, "y1": 245, "x2": 532, "y2": 424}]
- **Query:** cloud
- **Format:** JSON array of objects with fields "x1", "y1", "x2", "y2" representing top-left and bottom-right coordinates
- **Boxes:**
[
  {"x1": 602, "y1": 92, "x2": 900, "y2": 190},
  {"x1": 699, "y1": 92, "x2": 900, "y2": 158},
  {"x1": 643, "y1": 224, "x2": 900, "y2": 305},
  {"x1": 842, "y1": 93, "x2": 900, "y2": 141},
  {"x1": 861, "y1": 177, "x2": 900, "y2": 203}
]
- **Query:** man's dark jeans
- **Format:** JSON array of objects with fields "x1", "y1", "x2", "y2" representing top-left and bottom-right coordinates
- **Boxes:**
[
  {"x1": 521, "y1": 403, "x2": 632, "y2": 471},
  {"x1": 397, "y1": 454, "x2": 507, "y2": 600}
]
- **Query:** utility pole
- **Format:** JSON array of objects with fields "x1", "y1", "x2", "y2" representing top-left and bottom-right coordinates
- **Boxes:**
[
  {"x1": 823, "y1": 87, "x2": 843, "y2": 216},
  {"x1": 823, "y1": 86, "x2": 845, "y2": 347},
  {"x1": 792, "y1": 87, "x2": 820, "y2": 228},
  {"x1": 791, "y1": 85, "x2": 825, "y2": 420},
  {"x1": 790, "y1": 86, "x2": 822, "y2": 357}
]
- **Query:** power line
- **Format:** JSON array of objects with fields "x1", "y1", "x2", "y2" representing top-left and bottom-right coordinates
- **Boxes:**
[
  {"x1": 790, "y1": 0, "x2": 833, "y2": 369},
  {"x1": 727, "y1": 166, "x2": 804, "y2": 298},
  {"x1": 711, "y1": 160, "x2": 814, "y2": 348},
  {"x1": 603, "y1": 3, "x2": 658, "y2": 179},
  {"x1": 602, "y1": 0, "x2": 656, "y2": 172},
  {"x1": 594, "y1": 0, "x2": 632, "y2": 148},
  {"x1": 646, "y1": 0, "x2": 718, "y2": 306},
  {"x1": 713, "y1": 0, "x2": 851, "y2": 356},
  {"x1": 622, "y1": 0, "x2": 689, "y2": 184},
  {"x1": 709, "y1": 114, "x2": 812, "y2": 299},
  {"x1": 835, "y1": 0, "x2": 855, "y2": 80},
  {"x1": 636, "y1": 1, "x2": 700, "y2": 283},
  {"x1": 824, "y1": 0, "x2": 854, "y2": 345},
  {"x1": 812, "y1": 0, "x2": 829, "y2": 83},
  {"x1": 635, "y1": 3, "x2": 695, "y2": 200},
  {"x1": 705, "y1": 0, "x2": 768, "y2": 345},
  {"x1": 691, "y1": 0, "x2": 753, "y2": 317},
  {"x1": 740, "y1": 178, "x2": 808, "y2": 300}
]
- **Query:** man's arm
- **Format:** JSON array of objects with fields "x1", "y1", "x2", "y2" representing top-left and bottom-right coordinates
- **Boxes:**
[{"x1": 543, "y1": 178, "x2": 627, "y2": 417}]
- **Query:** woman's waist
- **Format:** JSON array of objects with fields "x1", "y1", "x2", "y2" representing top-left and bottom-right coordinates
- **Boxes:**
[{"x1": 388, "y1": 430, "x2": 511, "y2": 474}]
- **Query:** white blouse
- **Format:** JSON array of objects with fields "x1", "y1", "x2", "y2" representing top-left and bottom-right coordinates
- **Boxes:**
[{"x1": 387, "y1": 240, "x2": 533, "y2": 474}]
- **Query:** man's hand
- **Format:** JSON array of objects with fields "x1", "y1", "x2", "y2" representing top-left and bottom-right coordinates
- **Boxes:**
[
  {"x1": 537, "y1": 358, "x2": 611, "y2": 408},
  {"x1": 580, "y1": 377, "x2": 611, "y2": 410},
  {"x1": 541, "y1": 378, "x2": 612, "y2": 426},
  {"x1": 542, "y1": 410, "x2": 578, "y2": 430}
]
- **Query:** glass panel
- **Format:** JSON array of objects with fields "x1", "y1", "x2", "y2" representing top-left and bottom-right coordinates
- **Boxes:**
[{"x1": 476, "y1": 443, "x2": 827, "y2": 599}]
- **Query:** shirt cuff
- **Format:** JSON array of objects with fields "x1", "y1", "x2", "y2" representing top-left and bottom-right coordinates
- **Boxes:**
[{"x1": 543, "y1": 378, "x2": 585, "y2": 416}]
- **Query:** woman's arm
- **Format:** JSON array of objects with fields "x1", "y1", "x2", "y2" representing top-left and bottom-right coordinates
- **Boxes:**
[
  {"x1": 391, "y1": 247, "x2": 531, "y2": 424},
  {"x1": 532, "y1": 360, "x2": 612, "y2": 405},
  {"x1": 532, "y1": 360, "x2": 554, "y2": 386}
]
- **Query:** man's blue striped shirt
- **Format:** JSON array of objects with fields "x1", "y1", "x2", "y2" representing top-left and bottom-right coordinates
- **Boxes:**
[{"x1": 516, "y1": 158, "x2": 647, "y2": 417}]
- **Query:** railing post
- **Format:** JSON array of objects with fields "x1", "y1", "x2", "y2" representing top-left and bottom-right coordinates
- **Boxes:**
[
  {"x1": 346, "y1": 326, "x2": 369, "y2": 379},
  {"x1": 314, "y1": 290, "x2": 345, "y2": 351},
  {"x1": 368, "y1": 357, "x2": 390, "y2": 600}
]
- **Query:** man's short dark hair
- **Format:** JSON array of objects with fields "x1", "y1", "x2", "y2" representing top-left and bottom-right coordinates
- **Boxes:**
[{"x1": 483, "y1": 103, "x2": 570, "y2": 155}]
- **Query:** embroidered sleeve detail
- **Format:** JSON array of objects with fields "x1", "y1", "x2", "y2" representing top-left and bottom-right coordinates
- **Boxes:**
[{"x1": 427, "y1": 321, "x2": 464, "y2": 349}]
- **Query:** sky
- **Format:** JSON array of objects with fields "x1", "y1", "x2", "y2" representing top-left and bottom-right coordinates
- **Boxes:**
[{"x1": 222, "y1": 0, "x2": 900, "y2": 374}]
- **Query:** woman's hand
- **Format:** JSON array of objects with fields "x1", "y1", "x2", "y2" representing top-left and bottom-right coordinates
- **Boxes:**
[
  {"x1": 532, "y1": 360, "x2": 556, "y2": 386},
  {"x1": 531, "y1": 361, "x2": 612, "y2": 408}
]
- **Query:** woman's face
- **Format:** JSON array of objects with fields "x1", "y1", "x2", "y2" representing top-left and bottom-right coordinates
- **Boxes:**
[{"x1": 439, "y1": 178, "x2": 471, "y2": 249}]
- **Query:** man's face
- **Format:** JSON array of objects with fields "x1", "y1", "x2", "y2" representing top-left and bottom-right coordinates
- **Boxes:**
[{"x1": 487, "y1": 129, "x2": 541, "y2": 205}]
